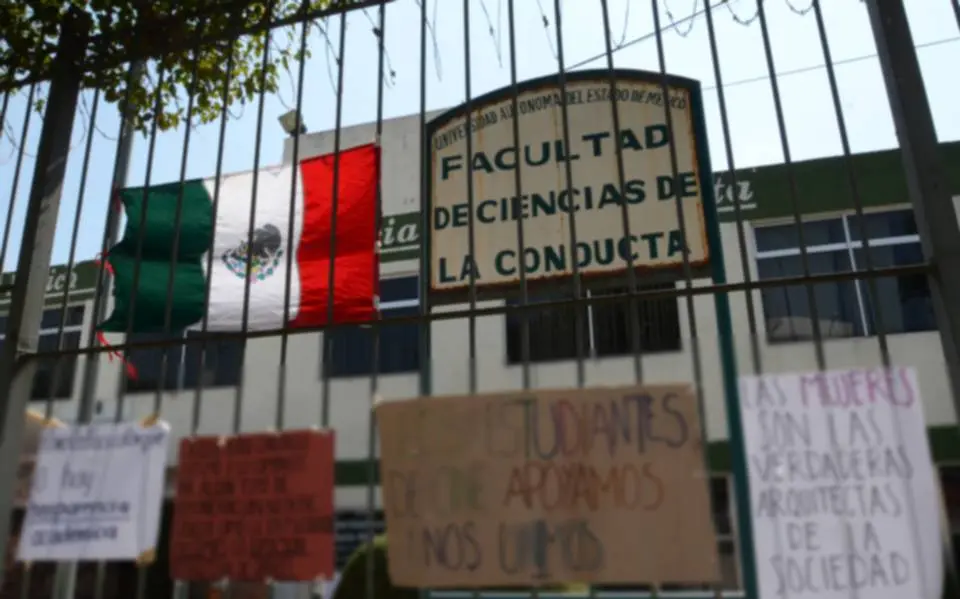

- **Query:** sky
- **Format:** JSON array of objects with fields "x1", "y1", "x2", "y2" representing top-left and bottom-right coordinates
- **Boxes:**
[{"x1": 0, "y1": 0, "x2": 958, "y2": 272}]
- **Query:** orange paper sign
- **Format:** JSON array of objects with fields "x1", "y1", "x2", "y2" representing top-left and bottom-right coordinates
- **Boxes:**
[
  {"x1": 376, "y1": 385, "x2": 720, "y2": 588},
  {"x1": 170, "y1": 430, "x2": 335, "y2": 581}
]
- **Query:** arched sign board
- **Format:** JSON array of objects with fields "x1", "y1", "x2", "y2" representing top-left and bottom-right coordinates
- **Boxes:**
[{"x1": 423, "y1": 69, "x2": 720, "y2": 302}]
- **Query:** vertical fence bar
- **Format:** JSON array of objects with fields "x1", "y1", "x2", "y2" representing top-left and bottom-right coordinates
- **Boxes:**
[
  {"x1": 815, "y1": 4, "x2": 941, "y2": 599},
  {"x1": 74, "y1": 57, "x2": 140, "y2": 599},
  {"x1": 698, "y1": 2, "x2": 763, "y2": 596},
  {"x1": 235, "y1": 0, "x2": 277, "y2": 438},
  {"x1": 0, "y1": 8, "x2": 90, "y2": 583},
  {"x1": 648, "y1": 3, "x2": 716, "y2": 597},
  {"x1": 319, "y1": 12, "x2": 349, "y2": 429},
  {"x1": 416, "y1": 6, "x2": 432, "y2": 599},
  {"x1": 461, "y1": 0, "x2": 479, "y2": 401},
  {"x1": 550, "y1": 0, "x2": 587, "y2": 386},
  {"x1": 598, "y1": 0, "x2": 644, "y2": 384},
  {"x1": 278, "y1": 0, "x2": 311, "y2": 440},
  {"x1": 191, "y1": 36, "x2": 237, "y2": 436},
  {"x1": 0, "y1": 83, "x2": 36, "y2": 270},
  {"x1": 417, "y1": 0, "x2": 431, "y2": 401},
  {"x1": 77, "y1": 61, "x2": 142, "y2": 424},
  {"x1": 504, "y1": 0, "x2": 532, "y2": 390},
  {"x1": 0, "y1": 93, "x2": 9, "y2": 151},
  {"x1": 456, "y1": 36, "x2": 483, "y2": 599},
  {"x1": 45, "y1": 87, "x2": 100, "y2": 421},
  {"x1": 866, "y1": 0, "x2": 960, "y2": 419},
  {"x1": 365, "y1": 5, "x2": 388, "y2": 599},
  {"x1": 866, "y1": 5, "x2": 960, "y2": 591},
  {"x1": 43, "y1": 81, "x2": 100, "y2": 599},
  {"x1": 156, "y1": 35, "x2": 205, "y2": 419},
  {"x1": 755, "y1": 0, "x2": 828, "y2": 371},
  {"x1": 123, "y1": 62, "x2": 168, "y2": 599}
]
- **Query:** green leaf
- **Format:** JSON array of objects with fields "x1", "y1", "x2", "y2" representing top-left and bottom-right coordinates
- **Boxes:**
[{"x1": 1, "y1": 0, "x2": 352, "y2": 132}]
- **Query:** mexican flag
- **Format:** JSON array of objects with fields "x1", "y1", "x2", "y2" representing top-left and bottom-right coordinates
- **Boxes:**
[{"x1": 99, "y1": 143, "x2": 380, "y2": 333}]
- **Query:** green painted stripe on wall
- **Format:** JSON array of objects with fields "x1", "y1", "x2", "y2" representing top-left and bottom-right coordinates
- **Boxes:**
[
  {"x1": 714, "y1": 140, "x2": 960, "y2": 222},
  {"x1": 0, "y1": 261, "x2": 100, "y2": 307}
]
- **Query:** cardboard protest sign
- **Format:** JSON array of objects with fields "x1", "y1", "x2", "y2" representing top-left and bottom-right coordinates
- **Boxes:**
[
  {"x1": 740, "y1": 367, "x2": 943, "y2": 599},
  {"x1": 375, "y1": 384, "x2": 720, "y2": 588},
  {"x1": 170, "y1": 430, "x2": 335, "y2": 581},
  {"x1": 17, "y1": 421, "x2": 171, "y2": 562}
]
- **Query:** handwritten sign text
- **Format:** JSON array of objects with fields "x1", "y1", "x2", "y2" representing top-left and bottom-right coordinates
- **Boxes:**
[
  {"x1": 18, "y1": 421, "x2": 170, "y2": 562},
  {"x1": 376, "y1": 385, "x2": 719, "y2": 587},
  {"x1": 169, "y1": 430, "x2": 335, "y2": 581},
  {"x1": 740, "y1": 368, "x2": 943, "y2": 599}
]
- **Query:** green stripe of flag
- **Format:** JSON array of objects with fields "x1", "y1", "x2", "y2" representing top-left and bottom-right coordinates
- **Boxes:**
[{"x1": 99, "y1": 180, "x2": 214, "y2": 333}]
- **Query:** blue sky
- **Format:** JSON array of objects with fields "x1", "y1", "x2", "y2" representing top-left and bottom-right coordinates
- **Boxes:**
[{"x1": 0, "y1": 0, "x2": 957, "y2": 272}]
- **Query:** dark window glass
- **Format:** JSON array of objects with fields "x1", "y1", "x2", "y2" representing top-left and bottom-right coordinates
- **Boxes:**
[
  {"x1": 758, "y1": 251, "x2": 862, "y2": 341},
  {"x1": 376, "y1": 306, "x2": 421, "y2": 374},
  {"x1": 505, "y1": 292, "x2": 586, "y2": 364},
  {"x1": 940, "y1": 467, "x2": 960, "y2": 589},
  {"x1": 756, "y1": 210, "x2": 933, "y2": 342},
  {"x1": 327, "y1": 307, "x2": 421, "y2": 377},
  {"x1": 1, "y1": 307, "x2": 87, "y2": 402},
  {"x1": 31, "y1": 332, "x2": 82, "y2": 400},
  {"x1": 125, "y1": 332, "x2": 184, "y2": 393},
  {"x1": 848, "y1": 209, "x2": 918, "y2": 240},
  {"x1": 856, "y1": 244, "x2": 935, "y2": 335},
  {"x1": 326, "y1": 277, "x2": 420, "y2": 377},
  {"x1": 183, "y1": 333, "x2": 244, "y2": 388},
  {"x1": 335, "y1": 510, "x2": 386, "y2": 569},
  {"x1": 942, "y1": 467, "x2": 960, "y2": 533},
  {"x1": 593, "y1": 283, "x2": 681, "y2": 356},
  {"x1": 754, "y1": 218, "x2": 846, "y2": 252},
  {"x1": 716, "y1": 538, "x2": 741, "y2": 590},
  {"x1": 505, "y1": 284, "x2": 681, "y2": 363},
  {"x1": 711, "y1": 477, "x2": 733, "y2": 537},
  {"x1": 379, "y1": 277, "x2": 418, "y2": 301},
  {"x1": 39, "y1": 306, "x2": 84, "y2": 330},
  {"x1": 126, "y1": 331, "x2": 244, "y2": 392}
]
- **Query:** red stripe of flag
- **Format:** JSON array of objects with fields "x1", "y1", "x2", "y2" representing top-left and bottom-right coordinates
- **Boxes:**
[{"x1": 291, "y1": 143, "x2": 380, "y2": 328}]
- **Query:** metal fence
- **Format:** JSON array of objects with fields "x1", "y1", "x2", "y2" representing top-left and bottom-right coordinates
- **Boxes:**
[{"x1": 1, "y1": 0, "x2": 960, "y2": 598}]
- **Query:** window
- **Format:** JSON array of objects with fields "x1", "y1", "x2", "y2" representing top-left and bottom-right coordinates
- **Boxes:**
[
  {"x1": 0, "y1": 307, "x2": 84, "y2": 401},
  {"x1": 505, "y1": 282, "x2": 681, "y2": 364},
  {"x1": 754, "y1": 209, "x2": 935, "y2": 343},
  {"x1": 335, "y1": 510, "x2": 386, "y2": 569},
  {"x1": 182, "y1": 332, "x2": 245, "y2": 388},
  {"x1": 711, "y1": 475, "x2": 742, "y2": 591},
  {"x1": 326, "y1": 277, "x2": 420, "y2": 377},
  {"x1": 125, "y1": 330, "x2": 243, "y2": 393}
]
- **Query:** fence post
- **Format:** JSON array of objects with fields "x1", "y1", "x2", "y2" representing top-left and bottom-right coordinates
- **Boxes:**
[
  {"x1": 0, "y1": 7, "x2": 90, "y2": 585},
  {"x1": 865, "y1": 0, "x2": 960, "y2": 412}
]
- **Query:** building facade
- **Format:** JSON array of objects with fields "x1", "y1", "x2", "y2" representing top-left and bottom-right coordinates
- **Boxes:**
[{"x1": 7, "y1": 113, "x2": 960, "y2": 591}]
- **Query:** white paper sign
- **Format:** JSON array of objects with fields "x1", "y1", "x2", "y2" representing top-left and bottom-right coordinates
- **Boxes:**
[
  {"x1": 740, "y1": 367, "x2": 943, "y2": 599},
  {"x1": 17, "y1": 421, "x2": 171, "y2": 562}
]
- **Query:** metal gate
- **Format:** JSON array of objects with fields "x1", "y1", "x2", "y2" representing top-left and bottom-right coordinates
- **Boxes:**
[{"x1": 1, "y1": 0, "x2": 959, "y2": 598}]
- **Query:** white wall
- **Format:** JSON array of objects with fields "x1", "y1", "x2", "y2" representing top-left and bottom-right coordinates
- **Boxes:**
[{"x1": 34, "y1": 116, "x2": 959, "y2": 509}]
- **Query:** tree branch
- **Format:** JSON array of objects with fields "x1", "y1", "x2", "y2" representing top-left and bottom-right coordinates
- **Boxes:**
[{"x1": 0, "y1": 0, "x2": 393, "y2": 93}]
